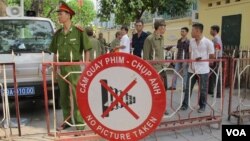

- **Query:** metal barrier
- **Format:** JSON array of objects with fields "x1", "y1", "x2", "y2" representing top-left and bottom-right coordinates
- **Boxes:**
[
  {"x1": 0, "y1": 63, "x2": 21, "y2": 138},
  {"x1": 42, "y1": 57, "x2": 227, "y2": 140},
  {"x1": 147, "y1": 58, "x2": 227, "y2": 139},
  {"x1": 228, "y1": 54, "x2": 250, "y2": 124},
  {"x1": 42, "y1": 61, "x2": 102, "y2": 140}
]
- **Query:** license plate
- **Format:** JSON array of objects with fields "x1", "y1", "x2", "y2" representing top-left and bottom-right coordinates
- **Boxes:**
[{"x1": 3, "y1": 87, "x2": 35, "y2": 96}]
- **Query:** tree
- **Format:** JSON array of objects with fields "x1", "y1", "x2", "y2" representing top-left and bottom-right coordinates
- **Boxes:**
[
  {"x1": 0, "y1": 0, "x2": 7, "y2": 16},
  {"x1": 24, "y1": 0, "x2": 96, "y2": 26},
  {"x1": 68, "y1": 0, "x2": 96, "y2": 26},
  {"x1": 2, "y1": 0, "x2": 95, "y2": 27},
  {"x1": 98, "y1": 0, "x2": 193, "y2": 25}
]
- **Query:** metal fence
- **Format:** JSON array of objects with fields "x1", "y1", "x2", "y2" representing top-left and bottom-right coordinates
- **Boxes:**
[
  {"x1": 41, "y1": 53, "x2": 228, "y2": 140},
  {"x1": 147, "y1": 58, "x2": 227, "y2": 139},
  {"x1": 0, "y1": 63, "x2": 20, "y2": 138},
  {"x1": 228, "y1": 55, "x2": 250, "y2": 124}
]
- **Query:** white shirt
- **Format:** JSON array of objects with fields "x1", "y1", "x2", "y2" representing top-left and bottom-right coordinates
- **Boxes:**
[
  {"x1": 213, "y1": 34, "x2": 223, "y2": 58},
  {"x1": 119, "y1": 34, "x2": 130, "y2": 53},
  {"x1": 188, "y1": 37, "x2": 214, "y2": 74}
]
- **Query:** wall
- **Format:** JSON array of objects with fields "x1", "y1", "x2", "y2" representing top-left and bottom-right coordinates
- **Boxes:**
[{"x1": 199, "y1": 0, "x2": 250, "y2": 48}]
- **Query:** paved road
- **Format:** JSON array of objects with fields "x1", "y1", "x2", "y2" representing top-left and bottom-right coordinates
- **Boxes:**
[{"x1": 1, "y1": 87, "x2": 250, "y2": 141}]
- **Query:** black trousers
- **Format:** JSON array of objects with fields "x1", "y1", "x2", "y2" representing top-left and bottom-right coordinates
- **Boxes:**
[{"x1": 208, "y1": 64, "x2": 221, "y2": 96}]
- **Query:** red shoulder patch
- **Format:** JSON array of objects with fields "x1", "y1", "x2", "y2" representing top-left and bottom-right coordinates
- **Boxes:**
[{"x1": 75, "y1": 25, "x2": 84, "y2": 32}]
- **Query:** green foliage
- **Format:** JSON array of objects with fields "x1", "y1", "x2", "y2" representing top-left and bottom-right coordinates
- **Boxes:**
[
  {"x1": 98, "y1": 0, "x2": 193, "y2": 25},
  {"x1": 6, "y1": 0, "x2": 96, "y2": 27},
  {"x1": 159, "y1": 0, "x2": 193, "y2": 16},
  {"x1": 68, "y1": 0, "x2": 96, "y2": 26}
]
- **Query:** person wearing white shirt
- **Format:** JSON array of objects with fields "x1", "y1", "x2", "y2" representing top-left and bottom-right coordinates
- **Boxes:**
[
  {"x1": 181, "y1": 23, "x2": 215, "y2": 113},
  {"x1": 115, "y1": 26, "x2": 130, "y2": 53},
  {"x1": 208, "y1": 25, "x2": 223, "y2": 98}
]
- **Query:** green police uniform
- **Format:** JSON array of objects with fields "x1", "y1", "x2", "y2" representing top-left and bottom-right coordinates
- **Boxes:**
[
  {"x1": 143, "y1": 33, "x2": 167, "y2": 88},
  {"x1": 143, "y1": 33, "x2": 165, "y2": 71},
  {"x1": 110, "y1": 38, "x2": 120, "y2": 50},
  {"x1": 49, "y1": 25, "x2": 92, "y2": 128},
  {"x1": 89, "y1": 37, "x2": 102, "y2": 60},
  {"x1": 98, "y1": 38, "x2": 107, "y2": 54}
]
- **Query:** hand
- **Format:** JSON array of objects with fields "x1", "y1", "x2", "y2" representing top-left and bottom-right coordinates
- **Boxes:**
[
  {"x1": 164, "y1": 45, "x2": 173, "y2": 51},
  {"x1": 195, "y1": 57, "x2": 202, "y2": 61},
  {"x1": 209, "y1": 62, "x2": 215, "y2": 67},
  {"x1": 113, "y1": 47, "x2": 119, "y2": 52}
]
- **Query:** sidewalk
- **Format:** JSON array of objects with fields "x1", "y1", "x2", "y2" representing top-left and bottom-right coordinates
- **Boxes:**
[{"x1": 1, "y1": 87, "x2": 250, "y2": 141}]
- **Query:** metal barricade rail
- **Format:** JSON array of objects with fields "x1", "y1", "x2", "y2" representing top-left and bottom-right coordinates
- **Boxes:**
[
  {"x1": 147, "y1": 58, "x2": 227, "y2": 138},
  {"x1": 42, "y1": 57, "x2": 227, "y2": 140},
  {"x1": 0, "y1": 62, "x2": 21, "y2": 138},
  {"x1": 42, "y1": 61, "x2": 102, "y2": 140},
  {"x1": 228, "y1": 57, "x2": 250, "y2": 124}
]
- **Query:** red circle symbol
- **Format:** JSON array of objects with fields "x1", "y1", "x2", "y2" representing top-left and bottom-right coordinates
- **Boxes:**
[{"x1": 77, "y1": 53, "x2": 166, "y2": 141}]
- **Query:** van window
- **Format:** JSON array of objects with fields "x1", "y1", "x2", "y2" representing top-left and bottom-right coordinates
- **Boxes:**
[{"x1": 0, "y1": 19, "x2": 53, "y2": 53}]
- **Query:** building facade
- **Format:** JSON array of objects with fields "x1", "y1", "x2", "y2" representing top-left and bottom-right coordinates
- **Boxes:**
[{"x1": 199, "y1": 0, "x2": 250, "y2": 49}]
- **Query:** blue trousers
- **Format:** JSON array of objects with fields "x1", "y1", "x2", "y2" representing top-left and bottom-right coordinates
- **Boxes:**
[{"x1": 171, "y1": 62, "x2": 188, "y2": 89}]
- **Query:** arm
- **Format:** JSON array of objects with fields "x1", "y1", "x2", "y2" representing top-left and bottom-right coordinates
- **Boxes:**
[
  {"x1": 209, "y1": 54, "x2": 215, "y2": 59},
  {"x1": 164, "y1": 45, "x2": 173, "y2": 51},
  {"x1": 132, "y1": 34, "x2": 135, "y2": 48},
  {"x1": 50, "y1": 44, "x2": 58, "y2": 80},
  {"x1": 82, "y1": 32, "x2": 92, "y2": 62},
  {"x1": 143, "y1": 37, "x2": 152, "y2": 60},
  {"x1": 208, "y1": 40, "x2": 215, "y2": 59},
  {"x1": 207, "y1": 40, "x2": 215, "y2": 67},
  {"x1": 116, "y1": 45, "x2": 126, "y2": 49},
  {"x1": 115, "y1": 36, "x2": 126, "y2": 49},
  {"x1": 52, "y1": 54, "x2": 57, "y2": 79},
  {"x1": 49, "y1": 34, "x2": 58, "y2": 78},
  {"x1": 98, "y1": 41, "x2": 102, "y2": 56}
]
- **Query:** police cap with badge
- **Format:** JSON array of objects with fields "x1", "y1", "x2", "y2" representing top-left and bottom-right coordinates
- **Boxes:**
[{"x1": 56, "y1": 0, "x2": 75, "y2": 16}]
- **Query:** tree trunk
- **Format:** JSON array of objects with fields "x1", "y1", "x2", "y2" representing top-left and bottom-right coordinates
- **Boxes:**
[
  {"x1": 0, "y1": 0, "x2": 7, "y2": 16},
  {"x1": 31, "y1": 0, "x2": 44, "y2": 16}
]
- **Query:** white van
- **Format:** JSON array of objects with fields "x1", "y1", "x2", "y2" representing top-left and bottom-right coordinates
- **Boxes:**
[{"x1": 0, "y1": 16, "x2": 60, "y2": 108}]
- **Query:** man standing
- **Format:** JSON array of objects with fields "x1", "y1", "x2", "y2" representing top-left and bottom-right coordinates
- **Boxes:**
[
  {"x1": 85, "y1": 26, "x2": 102, "y2": 60},
  {"x1": 168, "y1": 27, "x2": 190, "y2": 91},
  {"x1": 98, "y1": 32, "x2": 107, "y2": 54},
  {"x1": 143, "y1": 19, "x2": 168, "y2": 115},
  {"x1": 110, "y1": 31, "x2": 122, "y2": 52},
  {"x1": 208, "y1": 25, "x2": 223, "y2": 98},
  {"x1": 132, "y1": 19, "x2": 148, "y2": 57},
  {"x1": 181, "y1": 23, "x2": 215, "y2": 113},
  {"x1": 114, "y1": 26, "x2": 130, "y2": 53},
  {"x1": 49, "y1": 1, "x2": 92, "y2": 130}
]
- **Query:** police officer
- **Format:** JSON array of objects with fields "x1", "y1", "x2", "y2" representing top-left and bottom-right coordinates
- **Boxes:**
[
  {"x1": 85, "y1": 26, "x2": 102, "y2": 60},
  {"x1": 49, "y1": 1, "x2": 92, "y2": 130}
]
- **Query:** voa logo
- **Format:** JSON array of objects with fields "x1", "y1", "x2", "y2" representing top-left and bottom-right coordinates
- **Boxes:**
[{"x1": 226, "y1": 129, "x2": 246, "y2": 136}]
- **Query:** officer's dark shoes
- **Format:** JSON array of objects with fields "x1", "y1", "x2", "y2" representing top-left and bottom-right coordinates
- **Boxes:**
[
  {"x1": 217, "y1": 95, "x2": 221, "y2": 98},
  {"x1": 211, "y1": 94, "x2": 221, "y2": 98},
  {"x1": 56, "y1": 124, "x2": 71, "y2": 131},
  {"x1": 208, "y1": 92, "x2": 213, "y2": 95},
  {"x1": 197, "y1": 107, "x2": 205, "y2": 113},
  {"x1": 167, "y1": 87, "x2": 176, "y2": 90},
  {"x1": 180, "y1": 106, "x2": 187, "y2": 111}
]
